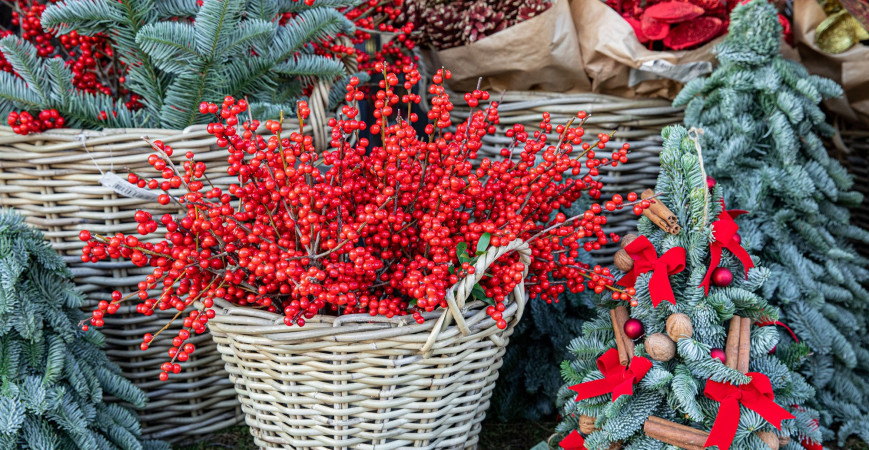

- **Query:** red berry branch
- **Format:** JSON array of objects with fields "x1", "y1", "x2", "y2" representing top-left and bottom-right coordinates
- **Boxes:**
[
  {"x1": 2, "y1": 0, "x2": 132, "y2": 135},
  {"x1": 79, "y1": 63, "x2": 652, "y2": 381}
]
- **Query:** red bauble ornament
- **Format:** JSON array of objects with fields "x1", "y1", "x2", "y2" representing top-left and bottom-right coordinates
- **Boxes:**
[
  {"x1": 706, "y1": 176, "x2": 716, "y2": 190},
  {"x1": 711, "y1": 267, "x2": 733, "y2": 287},
  {"x1": 624, "y1": 318, "x2": 645, "y2": 340},
  {"x1": 710, "y1": 347, "x2": 726, "y2": 363},
  {"x1": 733, "y1": 233, "x2": 741, "y2": 245}
]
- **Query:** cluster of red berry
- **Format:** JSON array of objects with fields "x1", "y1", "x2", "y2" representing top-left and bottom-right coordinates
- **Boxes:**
[
  {"x1": 6, "y1": 110, "x2": 64, "y2": 134},
  {"x1": 79, "y1": 63, "x2": 649, "y2": 380},
  {"x1": 344, "y1": 0, "x2": 417, "y2": 75},
  {"x1": 2, "y1": 0, "x2": 131, "y2": 135}
]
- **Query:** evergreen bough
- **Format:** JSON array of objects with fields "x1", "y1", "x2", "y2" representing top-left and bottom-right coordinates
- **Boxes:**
[
  {"x1": 555, "y1": 125, "x2": 820, "y2": 449},
  {"x1": 674, "y1": 0, "x2": 869, "y2": 443},
  {"x1": 0, "y1": 210, "x2": 160, "y2": 450},
  {"x1": 0, "y1": 0, "x2": 357, "y2": 129}
]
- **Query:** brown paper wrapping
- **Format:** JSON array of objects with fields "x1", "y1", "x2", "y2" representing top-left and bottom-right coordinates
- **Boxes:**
[
  {"x1": 794, "y1": 0, "x2": 869, "y2": 125},
  {"x1": 568, "y1": 0, "x2": 721, "y2": 99},
  {"x1": 419, "y1": 0, "x2": 592, "y2": 93}
]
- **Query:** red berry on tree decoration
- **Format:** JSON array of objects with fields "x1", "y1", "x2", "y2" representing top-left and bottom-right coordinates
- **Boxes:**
[
  {"x1": 710, "y1": 347, "x2": 726, "y2": 363},
  {"x1": 624, "y1": 318, "x2": 645, "y2": 340},
  {"x1": 711, "y1": 267, "x2": 733, "y2": 287}
]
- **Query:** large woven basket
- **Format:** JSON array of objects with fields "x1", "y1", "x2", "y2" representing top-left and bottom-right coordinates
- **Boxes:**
[
  {"x1": 0, "y1": 80, "x2": 342, "y2": 441},
  {"x1": 448, "y1": 91, "x2": 685, "y2": 263},
  {"x1": 208, "y1": 239, "x2": 531, "y2": 450},
  {"x1": 0, "y1": 124, "x2": 243, "y2": 440}
]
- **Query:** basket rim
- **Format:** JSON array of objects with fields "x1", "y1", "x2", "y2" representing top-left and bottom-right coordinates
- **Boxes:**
[{"x1": 206, "y1": 294, "x2": 521, "y2": 343}]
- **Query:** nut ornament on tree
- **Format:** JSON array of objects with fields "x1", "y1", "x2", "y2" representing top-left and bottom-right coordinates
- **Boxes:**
[
  {"x1": 665, "y1": 313, "x2": 693, "y2": 341},
  {"x1": 613, "y1": 249, "x2": 634, "y2": 273},
  {"x1": 555, "y1": 125, "x2": 820, "y2": 450},
  {"x1": 644, "y1": 333, "x2": 676, "y2": 361}
]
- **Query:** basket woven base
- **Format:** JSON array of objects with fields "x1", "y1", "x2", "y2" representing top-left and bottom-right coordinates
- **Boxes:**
[{"x1": 209, "y1": 298, "x2": 522, "y2": 450}]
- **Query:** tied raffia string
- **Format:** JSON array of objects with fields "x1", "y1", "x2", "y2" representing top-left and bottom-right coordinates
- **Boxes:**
[{"x1": 687, "y1": 127, "x2": 709, "y2": 226}]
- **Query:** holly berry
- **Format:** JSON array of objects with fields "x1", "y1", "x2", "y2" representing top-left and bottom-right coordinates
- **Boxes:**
[{"x1": 78, "y1": 67, "x2": 635, "y2": 380}]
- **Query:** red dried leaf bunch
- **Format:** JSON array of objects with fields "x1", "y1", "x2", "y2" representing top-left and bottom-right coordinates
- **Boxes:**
[
  {"x1": 610, "y1": 0, "x2": 732, "y2": 50},
  {"x1": 78, "y1": 63, "x2": 648, "y2": 381},
  {"x1": 403, "y1": 0, "x2": 552, "y2": 50}
]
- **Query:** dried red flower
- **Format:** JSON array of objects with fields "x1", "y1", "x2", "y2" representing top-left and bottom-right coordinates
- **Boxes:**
[
  {"x1": 641, "y1": 15, "x2": 671, "y2": 41},
  {"x1": 643, "y1": 1, "x2": 705, "y2": 23},
  {"x1": 664, "y1": 16, "x2": 725, "y2": 50}
]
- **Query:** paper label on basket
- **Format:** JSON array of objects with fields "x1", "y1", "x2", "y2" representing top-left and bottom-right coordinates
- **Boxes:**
[
  {"x1": 628, "y1": 60, "x2": 713, "y2": 86},
  {"x1": 99, "y1": 172, "x2": 161, "y2": 202}
]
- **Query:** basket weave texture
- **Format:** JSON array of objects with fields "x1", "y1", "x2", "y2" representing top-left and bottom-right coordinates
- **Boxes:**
[
  {"x1": 449, "y1": 91, "x2": 685, "y2": 263},
  {"x1": 0, "y1": 67, "x2": 347, "y2": 440},
  {"x1": 207, "y1": 240, "x2": 531, "y2": 450},
  {"x1": 0, "y1": 124, "x2": 244, "y2": 440}
]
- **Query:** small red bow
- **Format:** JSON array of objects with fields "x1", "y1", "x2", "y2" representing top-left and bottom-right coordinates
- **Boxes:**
[
  {"x1": 617, "y1": 235, "x2": 686, "y2": 307},
  {"x1": 559, "y1": 430, "x2": 587, "y2": 450},
  {"x1": 569, "y1": 348, "x2": 652, "y2": 402},
  {"x1": 700, "y1": 208, "x2": 755, "y2": 295},
  {"x1": 704, "y1": 373, "x2": 795, "y2": 450}
]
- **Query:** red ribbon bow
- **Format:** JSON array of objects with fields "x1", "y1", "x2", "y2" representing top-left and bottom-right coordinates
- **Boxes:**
[
  {"x1": 559, "y1": 430, "x2": 587, "y2": 450},
  {"x1": 617, "y1": 235, "x2": 686, "y2": 307},
  {"x1": 700, "y1": 209, "x2": 755, "y2": 295},
  {"x1": 704, "y1": 373, "x2": 795, "y2": 450},
  {"x1": 569, "y1": 348, "x2": 652, "y2": 402}
]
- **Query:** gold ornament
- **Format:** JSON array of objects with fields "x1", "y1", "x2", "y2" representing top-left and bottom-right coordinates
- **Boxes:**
[
  {"x1": 665, "y1": 313, "x2": 694, "y2": 341},
  {"x1": 644, "y1": 333, "x2": 676, "y2": 361},
  {"x1": 816, "y1": 9, "x2": 869, "y2": 54}
]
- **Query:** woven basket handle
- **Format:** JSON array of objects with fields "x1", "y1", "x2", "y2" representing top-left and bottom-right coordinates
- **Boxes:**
[{"x1": 420, "y1": 238, "x2": 531, "y2": 354}]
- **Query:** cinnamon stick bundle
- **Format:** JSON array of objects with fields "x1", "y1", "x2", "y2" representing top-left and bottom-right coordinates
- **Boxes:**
[
  {"x1": 737, "y1": 316, "x2": 752, "y2": 374},
  {"x1": 724, "y1": 315, "x2": 752, "y2": 373},
  {"x1": 643, "y1": 416, "x2": 708, "y2": 450},
  {"x1": 610, "y1": 306, "x2": 635, "y2": 365},
  {"x1": 641, "y1": 189, "x2": 681, "y2": 235},
  {"x1": 725, "y1": 316, "x2": 741, "y2": 370}
]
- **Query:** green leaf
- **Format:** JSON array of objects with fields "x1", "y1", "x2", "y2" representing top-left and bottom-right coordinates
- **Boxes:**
[
  {"x1": 457, "y1": 242, "x2": 470, "y2": 264},
  {"x1": 476, "y1": 233, "x2": 491, "y2": 255},
  {"x1": 472, "y1": 284, "x2": 493, "y2": 306}
]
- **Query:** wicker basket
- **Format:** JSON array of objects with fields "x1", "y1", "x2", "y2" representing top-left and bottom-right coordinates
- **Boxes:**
[
  {"x1": 0, "y1": 124, "x2": 244, "y2": 440},
  {"x1": 0, "y1": 86, "x2": 342, "y2": 441},
  {"x1": 448, "y1": 91, "x2": 685, "y2": 263},
  {"x1": 208, "y1": 239, "x2": 531, "y2": 450}
]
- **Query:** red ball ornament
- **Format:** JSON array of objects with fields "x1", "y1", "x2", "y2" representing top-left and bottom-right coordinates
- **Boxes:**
[
  {"x1": 706, "y1": 176, "x2": 716, "y2": 190},
  {"x1": 624, "y1": 318, "x2": 645, "y2": 340},
  {"x1": 711, "y1": 267, "x2": 733, "y2": 287},
  {"x1": 733, "y1": 233, "x2": 741, "y2": 245},
  {"x1": 710, "y1": 348, "x2": 726, "y2": 363}
]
